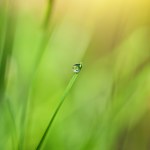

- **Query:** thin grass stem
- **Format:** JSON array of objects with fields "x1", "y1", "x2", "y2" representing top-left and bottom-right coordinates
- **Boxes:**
[{"x1": 36, "y1": 73, "x2": 79, "y2": 150}]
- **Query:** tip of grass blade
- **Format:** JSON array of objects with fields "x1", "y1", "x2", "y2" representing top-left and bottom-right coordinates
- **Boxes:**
[{"x1": 36, "y1": 68, "x2": 81, "y2": 149}]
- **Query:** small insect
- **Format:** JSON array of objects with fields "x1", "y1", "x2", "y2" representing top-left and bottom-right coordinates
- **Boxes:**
[{"x1": 72, "y1": 63, "x2": 82, "y2": 73}]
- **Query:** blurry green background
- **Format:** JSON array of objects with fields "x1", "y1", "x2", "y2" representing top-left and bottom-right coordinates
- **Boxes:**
[{"x1": 1, "y1": 0, "x2": 150, "y2": 149}]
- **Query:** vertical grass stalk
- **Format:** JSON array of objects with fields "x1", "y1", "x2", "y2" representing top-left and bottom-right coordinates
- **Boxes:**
[
  {"x1": 36, "y1": 73, "x2": 79, "y2": 150},
  {"x1": 19, "y1": 1, "x2": 55, "y2": 149}
]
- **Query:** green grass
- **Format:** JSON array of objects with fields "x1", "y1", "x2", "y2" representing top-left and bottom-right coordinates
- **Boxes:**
[
  {"x1": 36, "y1": 73, "x2": 79, "y2": 149},
  {"x1": 1, "y1": 0, "x2": 150, "y2": 150}
]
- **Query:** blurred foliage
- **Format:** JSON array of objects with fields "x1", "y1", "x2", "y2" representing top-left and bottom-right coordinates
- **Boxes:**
[{"x1": 0, "y1": 0, "x2": 150, "y2": 150}]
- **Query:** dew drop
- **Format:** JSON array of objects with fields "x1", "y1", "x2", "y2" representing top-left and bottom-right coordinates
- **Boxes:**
[{"x1": 72, "y1": 63, "x2": 82, "y2": 73}]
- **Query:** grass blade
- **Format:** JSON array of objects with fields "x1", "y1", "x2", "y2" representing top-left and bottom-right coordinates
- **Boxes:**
[{"x1": 36, "y1": 73, "x2": 79, "y2": 150}]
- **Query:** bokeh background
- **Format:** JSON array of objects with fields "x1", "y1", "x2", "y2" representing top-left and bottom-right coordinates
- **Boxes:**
[{"x1": 1, "y1": 0, "x2": 150, "y2": 149}]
